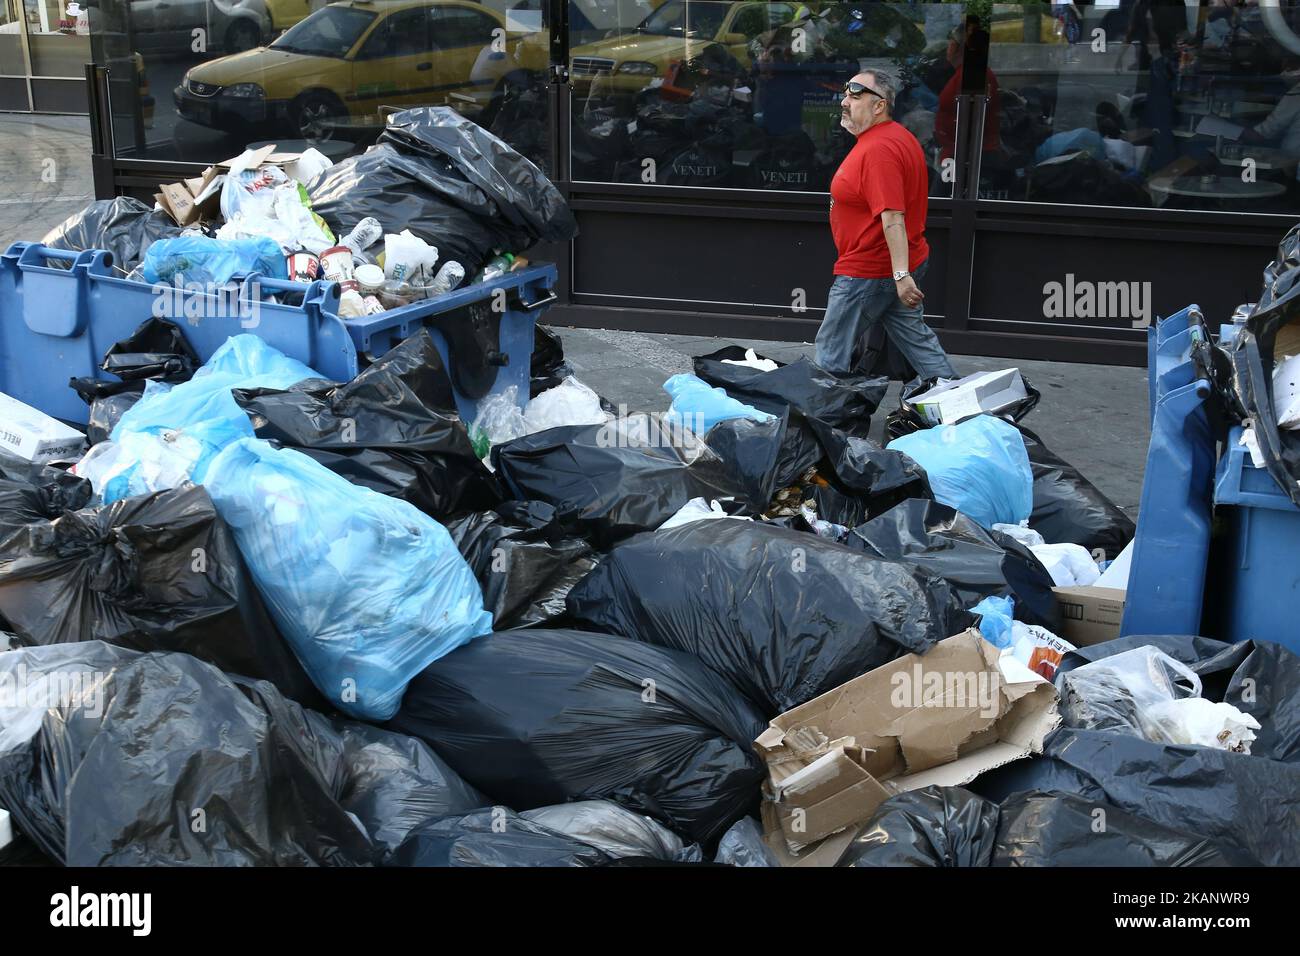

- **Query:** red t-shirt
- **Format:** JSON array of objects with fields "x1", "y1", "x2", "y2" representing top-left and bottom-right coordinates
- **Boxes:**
[{"x1": 829, "y1": 120, "x2": 930, "y2": 279}]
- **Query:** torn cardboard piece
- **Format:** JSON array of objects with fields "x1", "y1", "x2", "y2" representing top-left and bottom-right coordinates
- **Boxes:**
[{"x1": 755, "y1": 630, "x2": 1059, "y2": 851}]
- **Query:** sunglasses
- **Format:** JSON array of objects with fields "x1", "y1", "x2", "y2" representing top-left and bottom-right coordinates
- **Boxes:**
[{"x1": 842, "y1": 80, "x2": 886, "y2": 101}]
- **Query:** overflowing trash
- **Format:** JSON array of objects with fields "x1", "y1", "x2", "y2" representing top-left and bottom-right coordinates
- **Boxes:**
[{"x1": 3, "y1": 109, "x2": 1299, "y2": 871}]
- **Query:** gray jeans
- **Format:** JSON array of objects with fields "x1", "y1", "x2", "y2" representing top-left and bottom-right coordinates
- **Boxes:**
[{"x1": 814, "y1": 261, "x2": 956, "y2": 379}]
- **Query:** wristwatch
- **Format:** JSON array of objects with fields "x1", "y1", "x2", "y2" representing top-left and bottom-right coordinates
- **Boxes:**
[{"x1": 893, "y1": 270, "x2": 911, "y2": 282}]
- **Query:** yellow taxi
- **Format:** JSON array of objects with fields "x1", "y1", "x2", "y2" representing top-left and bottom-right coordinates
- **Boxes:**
[
  {"x1": 174, "y1": 0, "x2": 545, "y2": 139},
  {"x1": 569, "y1": 0, "x2": 802, "y2": 98}
]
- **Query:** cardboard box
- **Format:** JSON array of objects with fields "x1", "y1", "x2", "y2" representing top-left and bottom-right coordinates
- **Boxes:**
[
  {"x1": 0, "y1": 392, "x2": 86, "y2": 464},
  {"x1": 755, "y1": 630, "x2": 1059, "y2": 851},
  {"x1": 910, "y1": 369, "x2": 1029, "y2": 425},
  {"x1": 1053, "y1": 586, "x2": 1126, "y2": 646}
]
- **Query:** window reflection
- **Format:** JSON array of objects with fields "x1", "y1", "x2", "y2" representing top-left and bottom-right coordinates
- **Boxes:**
[
  {"x1": 570, "y1": 1, "x2": 961, "y2": 195},
  {"x1": 987, "y1": 0, "x2": 1300, "y2": 214},
  {"x1": 99, "y1": 0, "x2": 549, "y2": 172}
]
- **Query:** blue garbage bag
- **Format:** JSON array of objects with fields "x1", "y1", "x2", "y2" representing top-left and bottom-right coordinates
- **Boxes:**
[
  {"x1": 140, "y1": 235, "x2": 287, "y2": 286},
  {"x1": 887, "y1": 415, "x2": 1033, "y2": 528},
  {"x1": 204, "y1": 437, "x2": 493, "y2": 721},
  {"x1": 971, "y1": 594, "x2": 1016, "y2": 649},
  {"x1": 662, "y1": 373, "x2": 775, "y2": 434},
  {"x1": 101, "y1": 335, "x2": 322, "y2": 500}
]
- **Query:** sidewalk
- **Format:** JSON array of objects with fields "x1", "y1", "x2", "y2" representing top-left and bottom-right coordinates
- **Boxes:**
[{"x1": 0, "y1": 112, "x2": 1149, "y2": 517}]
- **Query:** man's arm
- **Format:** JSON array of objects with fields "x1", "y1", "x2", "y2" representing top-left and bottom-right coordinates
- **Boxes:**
[{"x1": 881, "y1": 209, "x2": 923, "y2": 307}]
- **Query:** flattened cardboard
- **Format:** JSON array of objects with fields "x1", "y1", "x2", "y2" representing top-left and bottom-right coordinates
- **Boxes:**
[
  {"x1": 1053, "y1": 585, "x2": 1126, "y2": 646},
  {"x1": 755, "y1": 630, "x2": 1059, "y2": 850}
]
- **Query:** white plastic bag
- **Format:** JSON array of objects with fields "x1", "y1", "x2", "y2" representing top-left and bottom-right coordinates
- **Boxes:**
[
  {"x1": 1060, "y1": 646, "x2": 1203, "y2": 740},
  {"x1": 523, "y1": 376, "x2": 607, "y2": 433},
  {"x1": 1144, "y1": 697, "x2": 1261, "y2": 753},
  {"x1": 657, "y1": 497, "x2": 748, "y2": 531},
  {"x1": 719, "y1": 348, "x2": 778, "y2": 372},
  {"x1": 470, "y1": 386, "x2": 529, "y2": 453},
  {"x1": 384, "y1": 230, "x2": 439, "y2": 284},
  {"x1": 218, "y1": 163, "x2": 335, "y2": 255},
  {"x1": 1030, "y1": 542, "x2": 1101, "y2": 587},
  {"x1": 1005, "y1": 623, "x2": 1075, "y2": 680},
  {"x1": 992, "y1": 522, "x2": 1046, "y2": 548}
]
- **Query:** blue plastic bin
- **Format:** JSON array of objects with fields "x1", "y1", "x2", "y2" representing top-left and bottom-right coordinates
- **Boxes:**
[
  {"x1": 0, "y1": 242, "x2": 557, "y2": 424},
  {"x1": 1122, "y1": 303, "x2": 1218, "y2": 638},
  {"x1": 1207, "y1": 425, "x2": 1300, "y2": 652},
  {"x1": 1146, "y1": 303, "x2": 1206, "y2": 426}
]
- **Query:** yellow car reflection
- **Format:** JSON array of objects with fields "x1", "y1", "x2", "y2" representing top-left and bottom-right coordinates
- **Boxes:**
[
  {"x1": 569, "y1": 0, "x2": 802, "y2": 98},
  {"x1": 174, "y1": 0, "x2": 544, "y2": 139}
]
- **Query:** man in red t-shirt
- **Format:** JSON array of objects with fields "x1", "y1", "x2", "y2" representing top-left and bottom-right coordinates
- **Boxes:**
[{"x1": 815, "y1": 70, "x2": 956, "y2": 379}]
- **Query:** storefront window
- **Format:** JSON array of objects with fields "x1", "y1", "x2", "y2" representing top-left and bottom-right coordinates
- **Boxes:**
[
  {"x1": 568, "y1": 0, "x2": 967, "y2": 195},
  {"x1": 986, "y1": 0, "x2": 1300, "y2": 214},
  {"x1": 94, "y1": 0, "x2": 550, "y2": 172},
  {"x1": 25, "y1": 0, "x2": 92, "y2": 76}
]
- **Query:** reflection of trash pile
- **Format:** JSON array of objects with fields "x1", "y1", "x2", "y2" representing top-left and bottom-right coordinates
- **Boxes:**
[{"x1": 3, "y1": 123, "x2": 1300, "y2": 869}]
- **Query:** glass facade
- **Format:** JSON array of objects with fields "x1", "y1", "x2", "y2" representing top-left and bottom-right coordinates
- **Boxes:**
[
  {"x1": 70, "y1": 0, "x2": 1300, "y2": 219},
  {"x1": 986, "y1": 0, "x2": 1300, "y2": 215},
  {"x1": 0, "y1": 0, "x2": 92, "y2": 110},
  {"x1": 568, "y1": 1, "x2": 964, "y2": 195}
]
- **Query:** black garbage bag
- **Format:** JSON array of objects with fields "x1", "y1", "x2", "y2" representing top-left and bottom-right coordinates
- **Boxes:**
[
  {"x1": 490, "y1": 414, "x2": 763, "y2": 548},
  {"x1": 0, "y1": 644, "x2": 376, "y2": 866},
  {"x1": 565, "y1": 519, "x2": 963, "y2": 716},
  {"x1": 846, "y1": 498, "x2": 1062, "y2": 631},
  {"x1": 713, "y1": 817, "x2": 779, "y2": 867},
  {"x1": 298, "y1": 711, "x2": 489, "y2": 862},
  {"x1": 388, "y1": 628, "x2": 767, "y2": 845},
  {"x1": 1227, "y1": 226, "x2": 1300, "y2": 506},
  {"x1": 1017, "y1": 423, "x2": 1135, "y2": 559},
  {"x1": 0, "y1": 484, "x2": 320, "y2": 706},
  {"x1": 968, "y1": 728, "x2": 1300, "y2": 866},
  {"x1": 886, "y1": 374, "x2": 1042, "y2": 441},
  {"x1": 993, "y1": 790, "x2": 1230, "y2": 867},
  {"x1": 808, "y1": 419, "x2": 932, "y2": 522},
  {"x1": 68, "y1": 317, "x2": 201, "y2": 445},
  {"x1": 40, "y1": 196, "x2": 182, "y2": 273},
  {"x1": 530, "y1": 325, "x2": 575, "y2": 398},
  {"x1": 388, "y1": 809, "x2": 613, "y2": 867},
  {"x1": 693, "y1": 346, "x2": 889, "y2": 435},
  {"x1": 233, "y1": 331, "x2": 501, "y2": 523},
  {"x1": 699, "y1": 414, "x2": 786, "y2": 511},
  {"x1": 836, "y1": 787, "x2": 1000, "y2": 867},
  {"x1": 444, "y1": 501, "x2": 598, "y2": 630},
  {"x1": 693, "y1": 346, "x2": 889, "y2": 488},
  {"x1": 520, "y1": 800, "x2": 703, "y2": 862},
  {"x1": 0, "y1": 451, "x2": 92, "y2": 539}
]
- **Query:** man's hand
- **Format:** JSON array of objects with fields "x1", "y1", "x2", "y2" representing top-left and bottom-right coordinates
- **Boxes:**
[{"x1": 896, "y1": 275, "x2": 924, "y2": 308}]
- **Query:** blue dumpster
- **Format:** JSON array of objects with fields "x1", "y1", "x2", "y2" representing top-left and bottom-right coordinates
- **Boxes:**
[
  {"x1": 1206, "y1": 425, "x2": 1300, "y2": 652},
  {"x1": 1121, "y1": 306, "x2": 1217, "y2": 638},
  {"x1": 0, "y1": 242, "x2": 558, "y2": 425}
]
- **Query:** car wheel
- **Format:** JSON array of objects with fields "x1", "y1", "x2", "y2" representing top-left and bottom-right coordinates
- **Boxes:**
[
  {"x1": 292, "y1": 91, "x2": 345, "y2": 143},
  {"x1": 224, "y1": 18, "x2": 262, "y2": 54}
]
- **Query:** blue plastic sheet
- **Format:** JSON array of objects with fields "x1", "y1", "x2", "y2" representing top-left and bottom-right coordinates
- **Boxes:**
[
  {"x1": 140, "y1": 235, "x2": 287, "y2": 286},
  {"x1": 662, "y1": 373, "x2": 774, "y2": 434},
  {"x1": 101, "y1": 335, "x2": 322, "y2": 500},
  {"x1": 204, "y1": 437, "x2": 493, "y2": 721},
  {"x1": 887, "y1": 415, "x2": 1033, "y2": 528},
  {"x1": 971, "y1": 594, "x2": 1015, "y2": 649}
]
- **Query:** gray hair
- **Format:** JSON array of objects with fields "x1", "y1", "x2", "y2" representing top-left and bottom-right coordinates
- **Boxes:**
[{"x1": 861, "y1": 69, "x2": 898, "y2": 113}]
